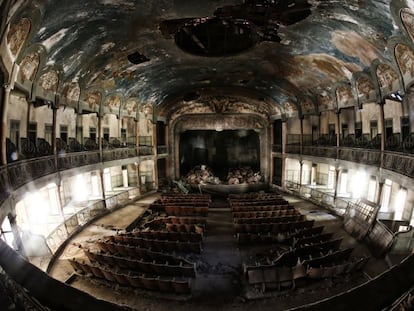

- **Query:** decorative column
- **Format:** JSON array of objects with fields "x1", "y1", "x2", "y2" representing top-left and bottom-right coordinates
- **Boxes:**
[
  {"x1": 99, "y1": 169, "x2": 107, "y2": 209},
  {"x1": 376, "y1": 179, "x2": 385, "y2": 207},
  {"x1": 135, "y1": 162, "x2": 142, "y2": 196},
  {"x1": 51, "y1": 104, "x2": 58, "y2": 155},
  {"x1": 269, "y1": 122, "x2": 274, "y2": 184},
  {"x1": 152, "y1": 122, "x2": 159, "y2": 189},
  {"x1": 281, "y1": 120, "x2": 287, "y2": 191},
  {"x1": 300, "y1": 116, "x2": 304, "y2": 155},
  {"x1": 1, "y1": 83, "x2": 12, "y2": 165},
  {"x1": 164, "y1": 124, "x2": 170, "y2": 179},
  {"x1": 336, "y1": 111, "x2": 340, "y2": 159},
  {"x1": 98, "y1": 114, "x2": 103, "y2": 161},
  {"x1": 135, "y1": 118, "x2": 139, "y2": 156},
  {"x1": 299, "y1": 160, "x2": 303, "y2": 188},
  {"x1": 379, "y1": 100, "x2": 385, "y2": 168},
  {"x1": 333, "y1": 168, "x2": 340, "y2": 203}
]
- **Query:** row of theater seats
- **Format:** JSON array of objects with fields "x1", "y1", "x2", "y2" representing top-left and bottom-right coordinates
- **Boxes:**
[
  {"x1": 228, "y1": 192, "x2": 369, "y2": 292},
  {"x1": 82, "y1": 247, "x2": 195, "y2": 277},
  {"x1": 68, "y1": 259, "x2": 191, "y2": 294},
  {"x1": 237, "y1": 226, "x2": 324, "y2": 244},
  {"x1": 104, "y1": 232, "x2": 202, "y2": 253},
  {"x1": 69, "y1": 193, "x2": 210, "y2": 295}
]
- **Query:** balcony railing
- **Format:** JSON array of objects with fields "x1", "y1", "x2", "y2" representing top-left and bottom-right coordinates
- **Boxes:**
[
  {"x1": 157, "y1": 145, "x2": 167, "y2": 154},
  {"x1": 45, "y1": 188, "x2": 140, "y2": 255},
  {"x1": 0, "y1": 145, "x2": 165, "y2": 208},
  {"x1": 279, "y1": 143, "x2": 414, "y2": 179}
]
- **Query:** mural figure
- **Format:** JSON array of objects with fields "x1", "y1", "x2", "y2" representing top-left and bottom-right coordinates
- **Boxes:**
[
  {"x1": 85, "y1": 91, "x2": 102, "y2": 110},
  {"x1": 395, "y1": 44, "x2": 414, "y2": 77},
  {"x1": 39, "y1": 70, "x2": 59, "y2": 92},
  {"x1": 401, "y1": 8, "x2": 414, "y2": 43},
  {"x1": 104, "y1": 95, "x2": 121, "y2": 113},
  {"x1": 356, "y1": 76, "x2": 375, "y2": 99},
  {"x1": 336, "y1": 85, "x2": 354, "y2": 107},
  {"x1": 20, "y1": 52, "x2": 40, "y2": 82},
  {"x1": 7, "y1": 18, "x2": 31, "y2": 56},
  {"x1": 63, "y1": 83, "x2": 80, "y2": 103},
  {"x1": 300, "y1": 97, "x2": 315, "y2": 114},
  {"x1": 376, "y1": 64, "x2": 398, "y2": 90},
  {"x1": 124, "y1": 99, "x2": 138, "y2": 116},
  {"x1": 317, "y1": 93, "x2": 334, "y2": 111}
]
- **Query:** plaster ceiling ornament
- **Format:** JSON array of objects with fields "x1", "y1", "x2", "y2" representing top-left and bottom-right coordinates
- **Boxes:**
[
  {"x1": 124, "y1": 99, "x2": 138, "y2": 116},
  {"x1": 169, "y1": 102, "x2": 214, "y2": 122},
  {"x1": 317, "y1": 93, "x2": 334, "y2": 112},
  {"x1": 104, "y1": 95, "x2": 121, "y2": 113},
  {"x1": 63, "y1": 82, "x2": 81, "y2": 103},
  {"x1": 300, "y1": 97, "x2": 315, "y2": 115},
  {"x1": 7, "y1": 18, "x2": 31, "y2": 56},
  {"x1": 19, "y1": 52, "x2": 40, "y2": 82},
  {"x1": 401, "y1": 8, "x2": 414, "y2": 43},
  {"x1": 395, "y1": 44, "x2": 414, "y2": 80},
  {"x1": 356, "y1": 76, "x2": 376, "y2": 100},
  {"x1": 206, "y1": 96, "x2": 231, "y2": 114},
  {"x1": 376, "y1": 63, "x2": 399, "y2": 91},
  {"x1": 85, "y1": 91, "x2": 102, "y2": 110},
  {"x1": 336, "y1": 85, "x2": 355, "y2": 108},
  {"x1": 39, "y1": 70, "x2": 59, "y2": 93}
]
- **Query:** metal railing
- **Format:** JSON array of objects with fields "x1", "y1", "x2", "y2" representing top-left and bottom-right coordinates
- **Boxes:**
[
  {"x1": 45, "y1": 188, "x2": 140, "y2": 254},
  {"x1": 277, "y1": 144, "x2": 414, "y2": 179}
]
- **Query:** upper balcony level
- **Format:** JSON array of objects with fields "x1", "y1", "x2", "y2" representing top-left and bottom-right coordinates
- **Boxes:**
[{"x1": 272, "y1": 133, "x2": 414, "y2": 180}]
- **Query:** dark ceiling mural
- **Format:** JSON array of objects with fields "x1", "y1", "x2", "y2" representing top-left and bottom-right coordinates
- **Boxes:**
[{"x1": 2, "y1": 0, "x2": 414, "y2": 117}]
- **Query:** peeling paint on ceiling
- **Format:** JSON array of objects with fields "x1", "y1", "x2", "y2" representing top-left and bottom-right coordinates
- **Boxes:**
[{"x1": 3, "y1": 0, "x2": 413, "y2": 115}]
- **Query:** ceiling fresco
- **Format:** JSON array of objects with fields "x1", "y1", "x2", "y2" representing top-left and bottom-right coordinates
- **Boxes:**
[{"x1": 2, "y1": 0, "x2": 414, "y2": 118}]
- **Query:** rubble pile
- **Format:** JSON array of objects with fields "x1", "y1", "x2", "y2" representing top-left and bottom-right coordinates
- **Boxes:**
[
  {"x1": 186, "y1": 166, "x2": 262, "y2": 185},
  {"x1": 227, "y1": 166, "x2": 262, "y2": 184},
  {"x1": 185, "y1": 165, "x2": 221, "y2": 185}
]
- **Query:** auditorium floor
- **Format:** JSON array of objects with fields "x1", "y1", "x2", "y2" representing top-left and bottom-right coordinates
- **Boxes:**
[{"x1": 49, "y1": 193, "x2": 391, "y2": 311}]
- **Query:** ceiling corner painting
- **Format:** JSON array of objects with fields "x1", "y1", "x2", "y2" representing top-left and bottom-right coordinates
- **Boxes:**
[
  {"x1": 61, "y1": 82, "x2": 80, "y2": 108},
  {"x1": 17, "y1": 51, "x2": 40, "y2": 91},
  {"x1": 376, "y1": 63, "x2": 401, "y2": 97},
  {"x1": 140, "y1": 103, "x2": 154, "y2": 119},
  {"x1": 283, "y1": 100, "x2": 298, "y2": 118},
  {"x1": 355, "y1": 75, "x2": 377, "y2": 104},
  {"x1": 36, "y1": 69, "x2": 59, "y2": 101},
  {"x1": 122, "y1": 98, "x2": 139, "y2": 119},
  {"x1": 317, "y1": 93, "x2": 335, "y2": 112},
  {"x1": 395, "y1": 43, "x2": 414, "y2": 87},
  {"x1": 80, "y1": 90, "x2": 102, "y2": 114},
  {"x1": 300, "y1": 97, "x2": 316, "y2": 115},
  {"x1": 335, "y1": 85, "x2": 356, "y2": 109},
  {"x1": 103, "y1": 94, "x2": 122, "y2": 116},
  {"x1": 7, "y1": 17, "x2": 31, "y2": 57},
  {"x1": 401, "y1": 8, "x2": 414, "y2": 43}
]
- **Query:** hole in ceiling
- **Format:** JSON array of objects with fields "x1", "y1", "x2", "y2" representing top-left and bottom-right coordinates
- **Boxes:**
[
  {"x1": 175, "y1": 17, "x2": 258, "y2": 57},
  {"x1": 127, "y1": 52, "x2": 150, "y2": 64}
]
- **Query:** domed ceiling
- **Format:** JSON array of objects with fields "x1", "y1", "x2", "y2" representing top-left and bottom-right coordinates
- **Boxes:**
[{"x1": 2, "y1": 0, "x2": 414, "y2": 118}]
